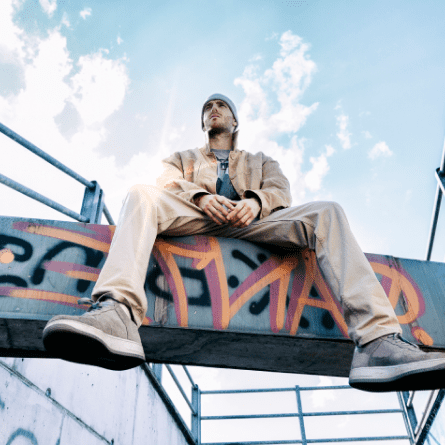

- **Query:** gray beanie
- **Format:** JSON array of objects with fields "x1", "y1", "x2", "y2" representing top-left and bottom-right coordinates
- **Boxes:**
[{"x1": 201, "y1": 93, "x2": 239, "y2": 132}]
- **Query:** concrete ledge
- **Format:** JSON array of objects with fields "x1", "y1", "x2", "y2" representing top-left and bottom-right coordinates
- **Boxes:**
[{"x1": 1, "y1": 216, "x2": 445, "y2": 376}]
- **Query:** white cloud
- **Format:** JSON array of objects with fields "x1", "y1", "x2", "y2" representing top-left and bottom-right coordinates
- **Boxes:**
[
  {"x1": 80, "y1": 7, "x2": 92, "y2": 19},
  {"x1": 61, "y1": 12, "x2": 70, "y2": 28},
  {"x1": 368, "y1": 141, "x2": 393, "y2": 160},
  {"x1": 405, "y1": 189, "x2": 412, "y2": 202},
  {"x1": 70, "y1": 51, "x2": 129, "y2": 126},
  {"x1": 39, "y1": 0, "x2": 57, "y2": 17},
  {"x1": 305, "y1": 145, "x2": 335, "y2": 192},
  {"x1": 362, "y1": 130, "x2": 372, "y2": 139},
  {"x1": 336, "y1": 112, "x2": 352, "y2": 150},
  {"x1": 234, "y1": 30, "x2": 325, "y2": 204},
  {"x1": 117, "y1": 35, "x2": 123, "y2": 45},
  {"x1": 0, "y1": 1, "x2": 25, "y2": 59},
  {"x1": 0, "y1": 1, "x2": 142, "y2": 222},
  {"x1": 311, "y1": 376, "x2": 336, "y2": 408}
]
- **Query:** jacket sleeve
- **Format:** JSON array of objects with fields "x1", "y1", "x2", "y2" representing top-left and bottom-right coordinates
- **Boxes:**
[
  {"x1": 244, "y1": 154, "x2": 292, "y2": 219},
  {"x1": 156, "y1": 152, "x2": 210, "y2": 203}
]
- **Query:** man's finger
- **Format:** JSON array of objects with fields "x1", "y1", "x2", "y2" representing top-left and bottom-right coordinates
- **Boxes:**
[
  {"x1": 231, "y1": 210, "x2": 248, "y2": 225},
  {"x1": 227, "y1": 202, "x2": 245, "y2": 220},
  {"x1": 224, "y1": 199, "x2": 237, "y2": 210},
  {"x1": 207, "y1": 206, "x2": 226, "y2": 224},
  {"x1": 218, "y1": 196, "x2": 236, "y2": 211},
  {"x1": 213, "y1": 201, "x2": 230, "y2": 217},
  {"x1": 205, "y1": 211, "x2": 222, "y2": 225},
  {"x1": 233, "y1": 212, "x2": 251, "y2": 227}
]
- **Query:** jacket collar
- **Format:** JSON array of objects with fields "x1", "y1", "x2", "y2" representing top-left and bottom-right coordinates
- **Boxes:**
[{"x1": 201, "y1": 144, "x2": 241, "y2": 157}]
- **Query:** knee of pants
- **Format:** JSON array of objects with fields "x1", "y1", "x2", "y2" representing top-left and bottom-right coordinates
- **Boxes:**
[
  {"x1": 126, "y1": 184, "x2": 168, "y2": 208},
  {"x1": 317, "y1": 201, "x2": 347, "y2": 220},
  {"x1": 312, "y1": 201, "x2": 349, "y2": 235}
]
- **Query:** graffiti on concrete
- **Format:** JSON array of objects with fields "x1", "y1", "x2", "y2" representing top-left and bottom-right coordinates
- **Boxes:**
[
  {"x1": 0, "y1": 218, "x2": 438, "y2": 345},
  {"x1": 0, "y1": 225, "x2": 109, "y2": 314},
  {"x1": 6, "y1": 429, "x2": 39, "y2": 445},
  {"x1": 365, "y1": 253, "x2": 432, "y2": 345}
]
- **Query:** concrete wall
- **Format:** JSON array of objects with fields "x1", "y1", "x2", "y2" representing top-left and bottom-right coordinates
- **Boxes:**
[{"x1": 0, "y1": 357, "x2": 193, "y2": 445}]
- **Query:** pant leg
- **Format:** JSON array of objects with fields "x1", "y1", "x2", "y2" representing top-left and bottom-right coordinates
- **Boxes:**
[
  {"x1": 94, "y1": 188, "x2": 400, "y2": 344},
  {"x1": 212, "y1": 201, "x2": 401, "y2": 346},
  {"x1": 92, "y1": 184, "x2": 218, "y2": 326}
]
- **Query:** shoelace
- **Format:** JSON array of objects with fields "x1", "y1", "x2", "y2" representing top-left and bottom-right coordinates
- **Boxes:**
[
  {"x1": 77, "y1": 297, "x2": 112, "y2": 312},
  {"x1": 389, "y1": 333, "x2": 419, "y2": 350}
]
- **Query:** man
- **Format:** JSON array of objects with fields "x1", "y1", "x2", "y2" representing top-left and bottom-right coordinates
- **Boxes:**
[{"x1": 43, "y1": 93, "x2": 445, "y2": 392}]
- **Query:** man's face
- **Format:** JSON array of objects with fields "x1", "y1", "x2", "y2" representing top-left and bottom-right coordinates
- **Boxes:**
[{"x1": 202, "y1": 100, "x2": 237, "y2": 134}]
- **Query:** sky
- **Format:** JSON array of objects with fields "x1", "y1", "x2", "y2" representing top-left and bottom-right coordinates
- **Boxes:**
[{"x1": 2, "y1": 0, "x2": 445, "y2": 443}]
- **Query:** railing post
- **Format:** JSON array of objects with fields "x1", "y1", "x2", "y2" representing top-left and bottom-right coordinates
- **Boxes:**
[
  {"x1": 152, "y1": 363, "x2": 163, "y2": 382},
  {"x1": 191, "y1": 384, "x2": 201, "y2": 445},
  {"x1": 415, "y1": 389, "x2": 445, "y2": 445},
  {"x1": 295, "y1": 386, "x2": 307, "y2": 445},
  {"x1": 426, "y1": 138, "x2": 445, "y2": 260},
  {"x1": 80, "y1": 180, "x2": 104, "y2": 223},
  {"x1": 398, "y1": 392, "x2": 416, "y2": 444}
]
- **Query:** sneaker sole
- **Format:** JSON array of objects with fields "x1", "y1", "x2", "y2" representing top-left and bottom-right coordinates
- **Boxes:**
[
  {"x1": 349, "y1": 358, "x2": 445, "y2": 392},
  {"x1": 43, "y1": 319, "x2": 145, "y2": 371}
]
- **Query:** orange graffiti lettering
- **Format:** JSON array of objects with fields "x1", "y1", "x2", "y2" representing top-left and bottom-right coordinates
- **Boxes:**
[
  {"x1": 285, "y1": 249, "x2": 348, "y2": 337},
  {"x1": 370, "y1": 262, "x2": 421, "y2": 325}
]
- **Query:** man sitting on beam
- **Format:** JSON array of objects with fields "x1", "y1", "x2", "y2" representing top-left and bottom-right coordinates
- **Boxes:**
[{"x1": 43, "y1": 93, "x2": 445, "y2": 392}]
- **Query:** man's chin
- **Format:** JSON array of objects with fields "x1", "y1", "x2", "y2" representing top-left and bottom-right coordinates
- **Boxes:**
[{"x1": 208, "y1": 127, "x2": 230, "y2": 136}]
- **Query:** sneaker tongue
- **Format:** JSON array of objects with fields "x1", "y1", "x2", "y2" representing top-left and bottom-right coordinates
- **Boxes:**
[
  {"x1": 97, "y1": 296, "x2": 133, "y2": 320},
  {"x1": 99, "y1": 299, "x2": 115, "y2": 307}
]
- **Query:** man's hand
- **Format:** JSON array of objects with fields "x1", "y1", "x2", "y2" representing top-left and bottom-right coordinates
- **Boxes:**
[
  {"x1": 227, "y1": 198, "x2": 261, "y2": 228},
  {"x1": 195, "y1": 194, "x2": 237, "y2": 225}
]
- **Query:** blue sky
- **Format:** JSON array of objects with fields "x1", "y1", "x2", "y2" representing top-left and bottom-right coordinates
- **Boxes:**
[{"x1": 2, "y1": 1, "x2": 445, "y2": 442}]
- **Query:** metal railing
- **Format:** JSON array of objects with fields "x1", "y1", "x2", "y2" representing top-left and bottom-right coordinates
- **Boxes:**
[
  {"x1": 146, "y1": 363, "x2": 198, "y2": 441},
  {"x1": 196, "y1": 385, "x2": 413, "y2": 445},
  {"x1": 148, "y1": 367, "x2": 415, "y2": 444},
  {"x1": 0, "y1": 122, "x2": 114, "y2": 224},
  {"x1": 401, "y1": 136, "x2": 445, "y2": 445},
  {"x1": 426, "y1": 138, "x2": 445, "y2": 261}
]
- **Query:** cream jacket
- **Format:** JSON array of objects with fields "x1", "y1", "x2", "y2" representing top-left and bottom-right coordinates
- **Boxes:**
[{"x1": 156, "y1": 145, "x2": 292, "y2": 219}]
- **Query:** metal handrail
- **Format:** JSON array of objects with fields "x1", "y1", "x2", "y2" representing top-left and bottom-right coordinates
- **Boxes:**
[
  {"x1": 202, "y1": 408, "x2": 405, "y2": 421},
  {"x1": 202, "y1": 437, "x2": 411, "y2": 445},
  {"x1": 198, "y1": 384, "x2": 413, "y2": 445},
  {"x1": 0, "y1": 172, "x2": 88, "y2": 222},
  {"x1": 0, "y1": 122, "x2": 93, "y2": 188},
  {"x1": 426, "y1": 138, "x2": 445, "y2": 260},
  {"x1": 148, "y1": 375, "x2": 414, "y2": 444},
  {"x1": 0, "y1": 121, "x2": 114, "y2": 224},
  {"x1": 183, "y1": 365, "x2": 196, "y2": 388},
  {"x1": 165, "y1": 364, "x2": 195, "y2": 414},
  {"x1": 102, "y1": 204, "x2": 114, "y2": 225}
]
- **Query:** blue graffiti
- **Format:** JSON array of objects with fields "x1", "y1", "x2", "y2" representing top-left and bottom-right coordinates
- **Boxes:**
[{"x1": 6, "y1": 428, "x2": 38, "y2": 445}]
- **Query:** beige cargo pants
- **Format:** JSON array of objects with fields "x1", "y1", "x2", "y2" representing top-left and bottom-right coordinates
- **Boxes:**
[{"x1": 92, "y1": 184, "x2": 401, "y2": 346}]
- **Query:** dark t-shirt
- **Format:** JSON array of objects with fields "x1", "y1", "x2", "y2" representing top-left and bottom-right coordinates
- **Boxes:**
[{"x1": 211, "y1": 149, "x2": 240, "y2": 201}]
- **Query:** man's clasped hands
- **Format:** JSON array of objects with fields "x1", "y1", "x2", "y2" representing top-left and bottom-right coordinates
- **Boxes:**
[{"x1": 195, "y1": 194, "x2": 261, "y2": 228}]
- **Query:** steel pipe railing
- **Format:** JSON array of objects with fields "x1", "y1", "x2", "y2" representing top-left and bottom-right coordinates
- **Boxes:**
[
  {"x1": 0, "y1": 121, "x2": 113, "y2": 224},
  {"x1": 426, "y1": 138, "x2": 445, "y2": 260},
  {"x1": 0, "y1": 172, "x2": 88, "y2": 222},
  {"x1": 199, "y1": 384, "x2": 413, "y2": 445},
  {"x1": 0, "y1": 122, "x2": 94, "y2": 188},
  {"x1": 102, "y1": 203, "x2": 115, "y2": 225},
  {"x1": 165, "y1": 364, "x2": 195, "y2": 414}
]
